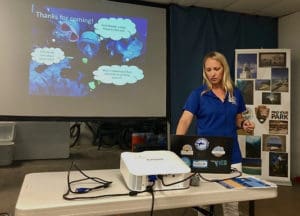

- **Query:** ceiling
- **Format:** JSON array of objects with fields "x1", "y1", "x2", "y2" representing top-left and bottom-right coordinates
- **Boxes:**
[{"x1": 140, "y1": 0, "x2": 300, "y2": 18}]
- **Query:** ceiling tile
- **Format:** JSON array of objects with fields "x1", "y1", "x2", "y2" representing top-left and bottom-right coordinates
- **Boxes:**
[
  {"x1": 139, "y1": 0, "x2": 300, "y2": 17},
  {"x1": 258, "y1": 0, "x2": 300, "y2": 17},
  {"x1": 188, "y1": 0, "x2": 237, "y2": 10},
  {"x1": 140, "y1": 0, "x2": 172, "y2": 5},
  {"x1": 225, "y1": 0, "x2": 278, "y2": 15}
]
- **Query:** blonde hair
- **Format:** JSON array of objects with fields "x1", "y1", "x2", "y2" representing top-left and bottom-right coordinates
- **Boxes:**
[{"x1": 202, "y1": 51, "x2": 234, "y2": 97}]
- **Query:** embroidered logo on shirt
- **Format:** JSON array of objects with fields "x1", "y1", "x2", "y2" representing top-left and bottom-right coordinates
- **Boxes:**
[{"x1": 228, "y1": 95, "x2": 237, "y2": 104}]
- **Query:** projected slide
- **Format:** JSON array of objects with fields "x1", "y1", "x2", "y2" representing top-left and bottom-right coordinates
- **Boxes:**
[
  {"x1": 0, "y1": 0, "x2": 166, "y2": 118},
  {"x1": 30, "y1": 4, "x2": 147, "y2": 96}
]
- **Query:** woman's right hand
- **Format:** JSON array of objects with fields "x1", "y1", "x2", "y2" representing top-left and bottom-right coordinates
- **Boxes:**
[{"x1": 242, "y1": 119, "x2": 255, "y2": 133}]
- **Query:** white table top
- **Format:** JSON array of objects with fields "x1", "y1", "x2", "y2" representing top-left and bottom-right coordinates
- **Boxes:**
[{"x1": 15, "y1": 169, "x2": 277, "y2": 216}]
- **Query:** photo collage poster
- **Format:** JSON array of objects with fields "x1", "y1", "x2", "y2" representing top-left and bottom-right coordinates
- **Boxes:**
[{"x1": 235, "y1": 49, "x2": 291, "y2": 185}]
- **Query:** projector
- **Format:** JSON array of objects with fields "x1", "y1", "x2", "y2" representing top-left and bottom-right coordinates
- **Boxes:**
[{"x1": 120, "y1": 150, "x2": 191, "y2": 191}]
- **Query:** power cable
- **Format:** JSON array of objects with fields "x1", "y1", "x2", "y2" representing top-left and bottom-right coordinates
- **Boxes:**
[{"x1": 69, "y1": 122, "x2": 81, "y2": 147}]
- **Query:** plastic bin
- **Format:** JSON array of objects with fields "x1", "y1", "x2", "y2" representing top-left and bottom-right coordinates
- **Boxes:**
[
  {"x1": 0, "y1": 141, "x2": 14, "y2": 166},
  {"x1": 0, "y1": 122, "x2": 15, "y2": 166},
  {"x1": 0, "y1": 122, "x2": 15, "y2": 141}
]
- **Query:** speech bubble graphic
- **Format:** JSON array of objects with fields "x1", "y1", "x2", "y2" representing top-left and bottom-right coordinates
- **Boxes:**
[
  {"x1": 93, "y1": 65, "x2": 144, "y2": 86},
  {"x1": 31, "y1": 47, "x2": 65, "y2": 65},
  {"x1": 94, "y1": 18, "x2": 136, "y2": 41}
]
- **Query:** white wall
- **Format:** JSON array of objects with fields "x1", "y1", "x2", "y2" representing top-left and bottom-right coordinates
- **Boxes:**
[{"x1": 279, "y1": 12, "x2": 300, "y2": 178}]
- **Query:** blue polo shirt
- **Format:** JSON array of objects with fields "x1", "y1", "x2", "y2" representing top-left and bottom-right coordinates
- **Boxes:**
[{"x1": 183, "y1": 85, "x2": 246, "y2": 164}]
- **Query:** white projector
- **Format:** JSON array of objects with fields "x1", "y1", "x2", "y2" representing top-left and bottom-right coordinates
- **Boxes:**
[{"x1": 120, "y1": 150, "x2": 191, "y2": 191}]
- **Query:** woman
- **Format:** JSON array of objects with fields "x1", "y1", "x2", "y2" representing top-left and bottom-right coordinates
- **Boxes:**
[
  {"x1": 176, "y1": 51, "x2": 254, "y2": 165},
  {"x1": 176, "y1": 51, "x2": 255, "y2": 215}
]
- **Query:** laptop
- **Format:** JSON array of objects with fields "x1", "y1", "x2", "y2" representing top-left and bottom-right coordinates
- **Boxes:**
[{"x1": 170, "y1": 134, "x2": 233, "y2": 173}]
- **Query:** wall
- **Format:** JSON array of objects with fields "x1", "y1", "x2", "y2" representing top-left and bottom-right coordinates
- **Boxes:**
[{"x1": 278, "y1": 12, "x2": 300, "y2": 177}]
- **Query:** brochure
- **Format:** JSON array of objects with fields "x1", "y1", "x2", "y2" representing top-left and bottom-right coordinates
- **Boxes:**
[{"x1": 218, "y1": 176, "x2": 274, "y2": 189}]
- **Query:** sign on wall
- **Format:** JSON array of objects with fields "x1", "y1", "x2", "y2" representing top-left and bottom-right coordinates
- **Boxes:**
[{"x1": 235, "y1": 49, "x2": 291, "y2": 185}]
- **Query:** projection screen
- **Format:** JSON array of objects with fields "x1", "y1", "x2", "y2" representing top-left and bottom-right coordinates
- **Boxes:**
[{"x1": 0, "y1": 0, "x2": 167, "y2": 119}]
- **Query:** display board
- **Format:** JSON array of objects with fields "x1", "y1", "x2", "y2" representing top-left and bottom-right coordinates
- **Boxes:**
[{"x1": 235, "y1": 49, "x2": 291, "y2": 185}]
